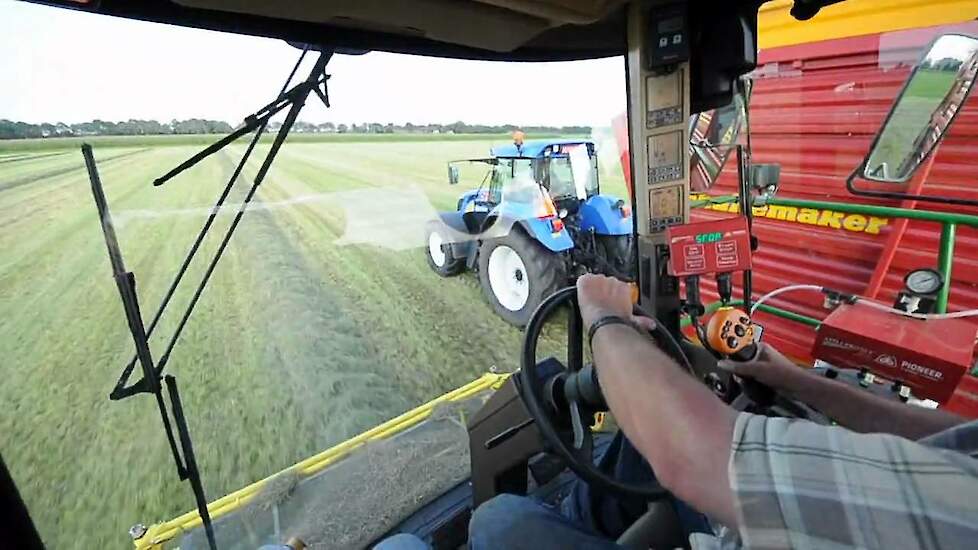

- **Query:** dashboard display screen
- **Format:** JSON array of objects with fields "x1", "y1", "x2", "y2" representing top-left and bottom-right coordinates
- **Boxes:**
[
  {"x1": 658, "y1": 16, "x2": 683, "y2": 34},
  {"x1": 650, "y1": 185, "x2": 682, "y2": 218}
]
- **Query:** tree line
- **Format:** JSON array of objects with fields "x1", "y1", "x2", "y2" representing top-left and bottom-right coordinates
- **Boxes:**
[
  {"x1": 0, "y1": 118, "x2": 235, "y2": 140},
  {"x1": 0, "y1": 118, "x2": 591, "y2": 140}
]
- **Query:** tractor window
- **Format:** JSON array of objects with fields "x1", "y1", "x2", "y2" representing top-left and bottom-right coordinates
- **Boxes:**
[
  {"x1": 549, "y1": 152, "x2": 599, "y2": 199},
  {"x1": 501, "y1": 159, "x2": 543, "y2": 205},
  {"x1": 488, "y1": 159, "x2": 542, "y2": 206},
  {"x1": 548, "y1": 157, "x2": 577, "y2": 198},
  {"x1": 488, "y1": 163, "x2": 505, "y2": 203}
]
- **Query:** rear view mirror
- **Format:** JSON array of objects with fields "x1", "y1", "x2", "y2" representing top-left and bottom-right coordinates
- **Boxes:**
[
  {"x1": 849, "y1": 34, "x2": 978, "y2": 205},
  {"x1": 689, "y1": 80, "x2": 750, "y2": 191},
  {"x1": 448, "y1": 164, "x2": 460, "y2": 185}
]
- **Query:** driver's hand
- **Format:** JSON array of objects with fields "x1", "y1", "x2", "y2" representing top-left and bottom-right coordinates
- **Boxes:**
[
  {"x1": 576, "y1": 274, "x2": 655, "y2": 332},
  {"x1": 718, "y1": 343, "x2": 810, "y2": 396}
]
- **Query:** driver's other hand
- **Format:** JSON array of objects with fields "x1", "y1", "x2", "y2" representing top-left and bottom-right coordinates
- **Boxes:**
[
  {"x1": 576, "y1": 274, "x2": 655, "y2": 332},
  {"x1": 718, "y1": 343, "x2": 808, "y2": 395}
]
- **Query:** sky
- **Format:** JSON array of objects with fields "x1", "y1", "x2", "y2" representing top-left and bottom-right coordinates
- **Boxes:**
[
  {"x1": 0, "y1": 1, "x2": 626, "y2": 127},
  {"x1": 923, "y1": 34, "x2": 978, "y2": 64}
]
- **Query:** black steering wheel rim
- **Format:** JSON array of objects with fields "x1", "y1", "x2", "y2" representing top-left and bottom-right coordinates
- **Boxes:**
[{"x1": 519, "y1": 286, "x2": 669, "y2": 501}]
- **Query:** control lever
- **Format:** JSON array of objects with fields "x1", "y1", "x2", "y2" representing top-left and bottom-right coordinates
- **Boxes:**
[
  {"x1": 727, "y1": 343, "x2": 776, "y2": 408},
  {"x1": 706, "y1": 309, "x2": 777, "y2": 407}
]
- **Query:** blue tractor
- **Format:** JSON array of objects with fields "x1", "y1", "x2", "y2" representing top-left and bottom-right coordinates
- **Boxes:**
[{"x1": 425, "y1": 138, "x2": 634, "y2": 326}]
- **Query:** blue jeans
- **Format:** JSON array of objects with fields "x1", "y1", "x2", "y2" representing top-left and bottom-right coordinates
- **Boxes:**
[
  {"x1": 376, "y1": 433, "x2": 710, "y2": 550},
  {"x1": 469, "y1": 432, "x2": 711, "y2": 550}
]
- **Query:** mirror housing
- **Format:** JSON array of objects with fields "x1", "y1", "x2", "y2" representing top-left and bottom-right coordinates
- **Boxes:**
[
  {"x1": 848, "y1": 34, "x2": 978, "y2": 206},
  {"x1": 751, "y1": 163, "x2": 780, "y2": 189},
  {"x1": 448, "y1": 164, "x2": 460, "y2": 185},
  {"x1": 750, "y1": 163, "x2": 781, "y2": 203}
]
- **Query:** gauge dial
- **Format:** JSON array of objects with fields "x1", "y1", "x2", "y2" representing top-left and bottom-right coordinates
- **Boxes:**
[{"x1": 904, "y1": 268, "x2": 944, "y2": 295}]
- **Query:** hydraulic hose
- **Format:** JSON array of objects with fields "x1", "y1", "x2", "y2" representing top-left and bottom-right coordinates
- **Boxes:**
[
  {"x1": 856, "y1": 298, "x2": 978, "y2": 320},
  {"x1": 749, "y1": 284, "x2": 824, "y2": 315},
  {"x1": 750, "y1": 284, "x2": 978, "y2": 320}
]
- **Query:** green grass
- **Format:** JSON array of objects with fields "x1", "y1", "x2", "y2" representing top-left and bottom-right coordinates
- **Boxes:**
[
  {"x1": 0, "y1": 135, "x2": 626, "y2": 549},
  {"x1": 0, "y1": 132, "x2": 574, "y2": 153}
]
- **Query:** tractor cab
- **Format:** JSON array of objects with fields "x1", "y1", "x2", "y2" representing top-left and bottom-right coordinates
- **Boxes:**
[
  {"x1": 444, "y1": 138, "x2": 604, "y2": 236},
  {"x1": 445, "y1": 138, "x2": 611, "y2": 223},
  {"x1": 7, "y1": 1, "x2": 978, "y2": 550},
  {"x1": 484, "y1": 138, "x2": 601, "y2": 213}
]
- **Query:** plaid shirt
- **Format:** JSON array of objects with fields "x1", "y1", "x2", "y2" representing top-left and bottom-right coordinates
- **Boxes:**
[{"x1": 695, "y1": 413, "x2": 978, "y2": 549}]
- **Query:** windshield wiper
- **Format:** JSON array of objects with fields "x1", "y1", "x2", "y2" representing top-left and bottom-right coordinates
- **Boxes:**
[{"x1": 83, "y1": 48, "x2": 333, "y2": 550}]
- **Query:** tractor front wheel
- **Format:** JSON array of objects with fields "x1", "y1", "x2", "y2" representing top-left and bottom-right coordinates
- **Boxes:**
[
  {"x1": 425, "y1": 221, "x2": 465, "y2": 277},
  {"x1": 478, "y1": 229, "x2": 563, "y2": 327}
]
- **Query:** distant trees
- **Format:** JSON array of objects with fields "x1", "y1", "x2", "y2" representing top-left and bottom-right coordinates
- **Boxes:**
[
  {"x1": 0, "y1": 118, "x2": 591, "y2": 140},
  {"x1": 0, "y1": 118, "x2": 233, "y2": 139}
]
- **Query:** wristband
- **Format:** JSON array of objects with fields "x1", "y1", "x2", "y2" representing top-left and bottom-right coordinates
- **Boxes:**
[{"x1": 587, "y1": 315, "x2": 634, "y2": 350}]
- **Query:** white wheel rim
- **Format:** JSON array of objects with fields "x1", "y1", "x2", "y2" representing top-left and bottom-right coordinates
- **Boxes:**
[
  {"x1": 428, "y1": 230, "x2": 446, "y2": 267},
  {"x1": 487, "y1": 245, "x2": 530, "y2": 311}
]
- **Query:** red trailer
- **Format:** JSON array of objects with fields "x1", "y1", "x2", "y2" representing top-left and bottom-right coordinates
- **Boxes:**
[{"x1": 616, "y1": 0, "x2": 978, "y2": 414}]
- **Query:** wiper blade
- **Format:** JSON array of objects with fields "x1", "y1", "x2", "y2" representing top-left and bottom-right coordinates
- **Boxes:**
[{"x1": 83, "y1": 144, "x2": 217, "y2": 549}]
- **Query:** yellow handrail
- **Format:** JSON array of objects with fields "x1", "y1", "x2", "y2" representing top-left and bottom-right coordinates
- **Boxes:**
[{"x1": 136, "y1": 373, "x2": 509, "y2": 549}]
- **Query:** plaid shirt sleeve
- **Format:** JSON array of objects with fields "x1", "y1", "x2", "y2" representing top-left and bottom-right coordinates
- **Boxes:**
[{"x1": 726, "y1": 413, "x2": 978, "y2": 549}]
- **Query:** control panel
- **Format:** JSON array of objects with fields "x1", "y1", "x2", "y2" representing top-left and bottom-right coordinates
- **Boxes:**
[
  {"x1": 666, "y1": 217, "x2": 752, "y2": 277},
  {"x1": 625, "y1": 2, "x2": 692, "y2": 317},
  {"x1": 646, "y1": 3, "x2": 690, "y2": 71},
  {"x1": 626, "y1": 3, "x2": 690, "y2": 242}
]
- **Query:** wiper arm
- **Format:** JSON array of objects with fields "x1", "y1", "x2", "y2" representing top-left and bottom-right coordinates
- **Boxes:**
[
  {"x1": 84, "y1": 48, "x2": 334, "y2": 550},
  {"x1": 109, "y1": 48, "x2": 331, "y2": 400}
]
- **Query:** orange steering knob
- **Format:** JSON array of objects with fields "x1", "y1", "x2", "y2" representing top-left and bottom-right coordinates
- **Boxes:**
[{"x1": 706, "y1": 307, "x2": 755, "y2": 355}]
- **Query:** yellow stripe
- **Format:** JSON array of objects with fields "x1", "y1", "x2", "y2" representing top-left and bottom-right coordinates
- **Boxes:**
[
  {"x1": 759, "y1": 0, "x2": 978, "y2": 50},
  {"x1": 136, "y1": 373, "x2": 508, "y2": 549}
]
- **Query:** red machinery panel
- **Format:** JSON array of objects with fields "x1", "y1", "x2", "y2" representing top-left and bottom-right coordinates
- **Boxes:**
[
  {"x1": 813, "y1": 302, "x2": 978, "y2": 403},
  {"x1": 667, "y1": 217, "x2": 752, "y2": 277}
]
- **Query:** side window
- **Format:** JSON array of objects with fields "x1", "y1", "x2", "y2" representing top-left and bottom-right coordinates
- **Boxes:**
[
  {"x1": 587, "y1": 157, "x2": 600, "y2": 197},
  {"x1": 488, "y1": 161, "x2": 507, "y2": 203}
]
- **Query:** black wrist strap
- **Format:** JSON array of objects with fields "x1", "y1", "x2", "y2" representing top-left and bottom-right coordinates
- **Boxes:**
[{"x1": 587, "y1": 315, "x2": 633, "y2": 350}]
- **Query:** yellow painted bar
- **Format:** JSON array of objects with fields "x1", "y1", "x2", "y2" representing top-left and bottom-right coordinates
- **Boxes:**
[
  {"x1": 759, "y1": 0, "x2": 978, "y2": 50},
  {"x1": 136, "y1": 373, "x2": 509, "y2": 549}
]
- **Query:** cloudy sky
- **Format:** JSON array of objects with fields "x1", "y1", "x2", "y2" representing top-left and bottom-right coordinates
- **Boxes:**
[{"x1": 1, "y1": 1, "x2": 626, "y2": 127}]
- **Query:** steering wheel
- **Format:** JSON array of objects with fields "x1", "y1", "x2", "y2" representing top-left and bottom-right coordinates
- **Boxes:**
[{"x1": 519, "y1": 286, "x2": 670, "y2": 500}]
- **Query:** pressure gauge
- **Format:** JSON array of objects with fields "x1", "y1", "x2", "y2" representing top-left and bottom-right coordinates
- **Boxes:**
[{"x1": 904, "y1": 268, "x2": 944, "y2": 296}]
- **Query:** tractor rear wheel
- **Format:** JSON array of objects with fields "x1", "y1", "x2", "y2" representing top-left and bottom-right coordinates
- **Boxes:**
[
  {"x1": 478, "y1": 229, "x2": 564, "y2": 327},
  {"x1": 425, "y1": 221, "x2": 465, "y2": 277}
]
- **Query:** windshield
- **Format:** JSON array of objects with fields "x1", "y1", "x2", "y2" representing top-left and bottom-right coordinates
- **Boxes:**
[
  {"x1": 0, "y1": 6, "x2": 624, "y2": 548},
  {"x1": 5, "y1": 3, "x2": 978, "y2": 550}
]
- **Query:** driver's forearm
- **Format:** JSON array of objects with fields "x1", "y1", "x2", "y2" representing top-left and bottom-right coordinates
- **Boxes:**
[
  {"x1": 782, "y1": 370, "x2": 963, "y2": 440},
  {"x1": 591, "y1": 324, "x2": 739, "y2": 528}
]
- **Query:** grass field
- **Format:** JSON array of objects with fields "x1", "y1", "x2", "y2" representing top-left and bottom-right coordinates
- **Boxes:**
[{"x1": 0, "y1": 133, "x2": 626, "y2": 548}]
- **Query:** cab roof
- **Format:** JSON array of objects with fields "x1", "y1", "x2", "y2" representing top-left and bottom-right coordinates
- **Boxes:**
[
  {"x1": 491, "y1": 139, "x2": 594, "y2": 158},
  {"x1": 29, "y1": 0, "x2": 842, "y2": 62}
]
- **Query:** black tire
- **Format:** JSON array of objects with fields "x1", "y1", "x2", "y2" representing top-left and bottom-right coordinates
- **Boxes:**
[
  {"x1": 596, "y1": 234, "x2": 635, "y2": 279},
  {"x1": 478, "y1": 229, "x2": 564, "y2": 327},
  {"x1": 425, "y1": 221, "x2": 465, "y2": 277}
]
